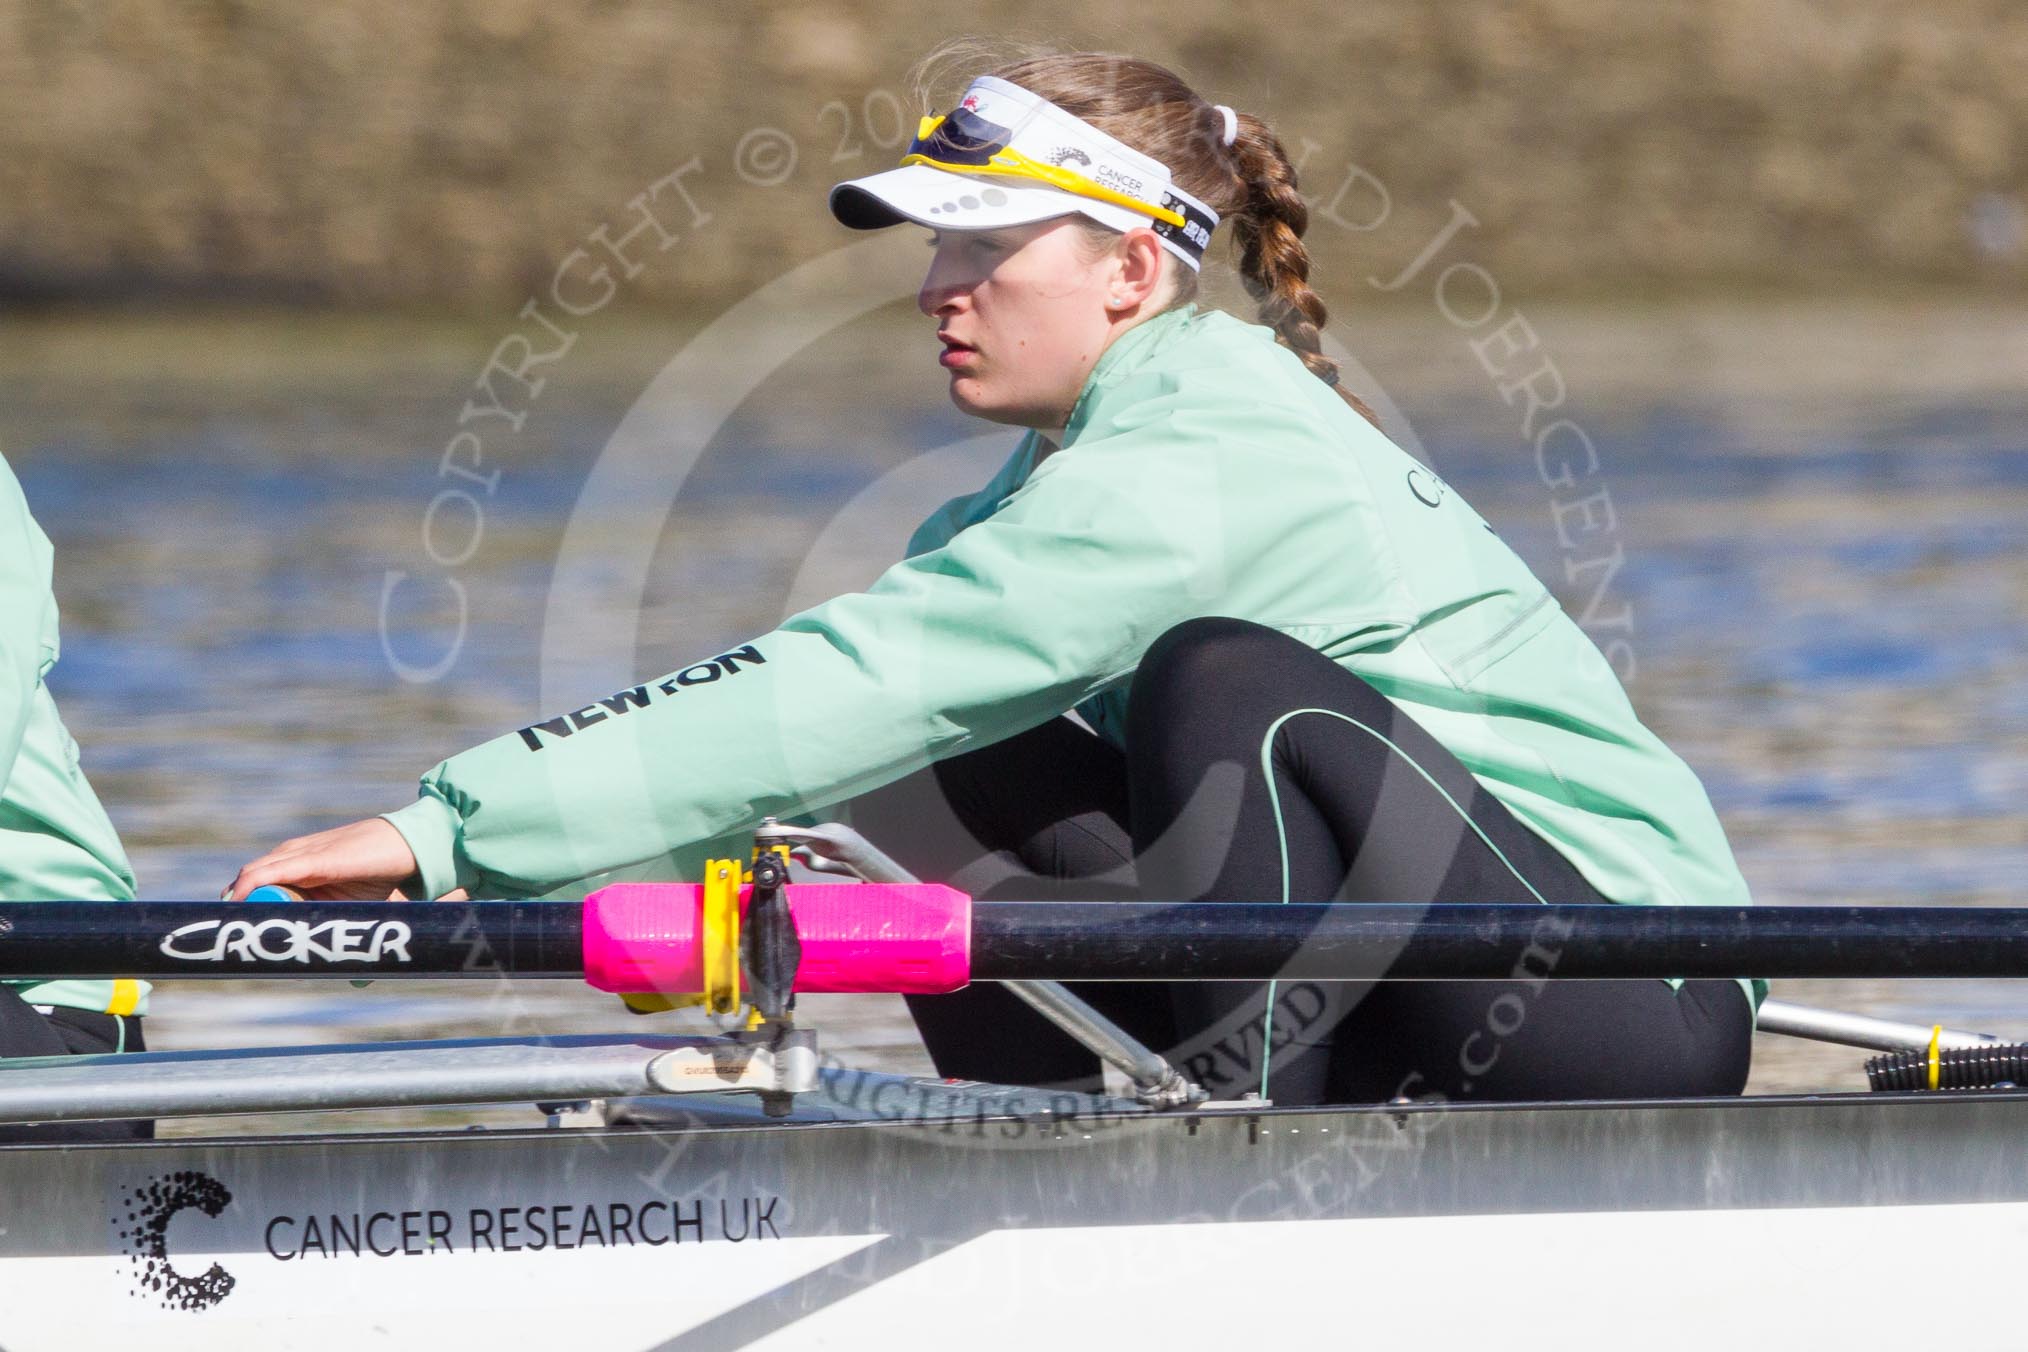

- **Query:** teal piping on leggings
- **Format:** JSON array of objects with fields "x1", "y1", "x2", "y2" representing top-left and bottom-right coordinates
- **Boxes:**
[{"x1": 1255, "y1": 708, "x2": 1550, "y2": 1099}]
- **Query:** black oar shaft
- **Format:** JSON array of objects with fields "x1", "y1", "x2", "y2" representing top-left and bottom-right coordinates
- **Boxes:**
[
  {"x1": 0, "y1": 901, "x2": 582, "y2": 978},
  {"x1": 1, "y1": 901, "x2": 2026, "y2": 982},
  {"x1": 968, "y1": 903, "x2": 2028, "y2": 982}
]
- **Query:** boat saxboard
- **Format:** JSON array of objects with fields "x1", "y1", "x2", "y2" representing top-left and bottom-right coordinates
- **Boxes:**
[{"x1": 5, "y1": 1075, "x2": 2028, "y2": 1348}]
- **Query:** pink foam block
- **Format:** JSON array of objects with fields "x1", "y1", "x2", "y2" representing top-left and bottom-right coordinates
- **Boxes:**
[{"x1": 581, "y1": 882, "x2": 972, "y2": 996}]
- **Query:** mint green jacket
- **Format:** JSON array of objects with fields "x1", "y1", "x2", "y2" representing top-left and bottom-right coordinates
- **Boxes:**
[
  {"x1": 386, "y1": 305, "x2": 1753, "y2": 950},
  {"x1": 1, "y1": 453, "x2": 147, "y2": 1017}
]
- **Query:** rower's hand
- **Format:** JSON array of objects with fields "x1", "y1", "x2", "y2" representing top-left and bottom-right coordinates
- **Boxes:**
[{"x1": 227, "y1": 817, "x2": 437, "y2": 901}]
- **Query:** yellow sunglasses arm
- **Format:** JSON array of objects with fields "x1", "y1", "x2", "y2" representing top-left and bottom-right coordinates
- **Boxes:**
[{"x1": 895, "y1": 149, "x2": 1188, "y2": 231}]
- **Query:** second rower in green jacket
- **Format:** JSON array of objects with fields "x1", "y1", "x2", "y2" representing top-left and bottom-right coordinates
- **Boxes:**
[
  {"x1": 1, "y1": 449, "x2": 151, "y2": 1141},
  {"x1": 232, "y1": 50, "x2": 1758, "y2": 1105}
]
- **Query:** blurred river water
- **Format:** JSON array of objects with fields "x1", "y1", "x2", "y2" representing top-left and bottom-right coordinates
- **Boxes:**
[{"x1": 1, "y1": 295, "x2": 2023, "y2": 1128}]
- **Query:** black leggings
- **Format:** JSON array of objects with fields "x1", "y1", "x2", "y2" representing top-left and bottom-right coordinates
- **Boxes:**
[
  {"x1": 850, "y1": 617, "x2": 1751, "y2": 1105},
  {"x1": 0, "y1": 987, "x2": 153, "y2": 1142}
]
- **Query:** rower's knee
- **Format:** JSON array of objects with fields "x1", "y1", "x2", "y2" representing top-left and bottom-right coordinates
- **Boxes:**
[
  {"x1": 1134, "y1": 617, "x2": 1279, "y2": 710},
  {"x1": 1131, "y1": 617, "x2": 1326, "y2": 729}
]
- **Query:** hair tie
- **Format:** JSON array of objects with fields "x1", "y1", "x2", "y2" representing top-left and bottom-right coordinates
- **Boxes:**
[{"x1": 1212, "y1": 104, "x2": 1238, "y2": 147}]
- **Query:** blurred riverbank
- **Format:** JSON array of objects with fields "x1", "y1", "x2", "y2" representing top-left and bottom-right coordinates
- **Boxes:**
[{"x1": 2, "y1": 2, "x2": 2024, "y2": 308}]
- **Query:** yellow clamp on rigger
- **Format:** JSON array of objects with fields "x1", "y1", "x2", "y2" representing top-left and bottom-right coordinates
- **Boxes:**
[
  {"x1": 1928, "y1": 1024, "x2": 1944, "y2": 1092},
  {"x1": 618, "y1": 840, "x2": 795, "y2": 1021},
  {"x1": 698, "y1": 856, "x2": 744, "y2": 1015}
]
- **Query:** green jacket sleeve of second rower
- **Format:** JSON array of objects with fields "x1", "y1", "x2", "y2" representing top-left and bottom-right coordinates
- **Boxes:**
[
  {"x1": 384, "y1": 403, "x2": 1316, "y2": 900},
  {"x1": 0, "y1": 456, "x2": 54, "y2": 784}
]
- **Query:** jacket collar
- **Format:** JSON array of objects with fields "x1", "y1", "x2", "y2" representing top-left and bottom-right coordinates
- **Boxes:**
[{"x1": 1061, "y1": 303, "x2": 1201, "y2": 446}]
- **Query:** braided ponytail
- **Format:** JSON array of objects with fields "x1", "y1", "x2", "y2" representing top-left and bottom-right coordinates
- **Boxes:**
[
  {"x1": 957, "y1": 48, "x2": 1384, "y2": 430},
  {"x1": 1225, "y1": 118, "x2": 1381, "y2": 428}
]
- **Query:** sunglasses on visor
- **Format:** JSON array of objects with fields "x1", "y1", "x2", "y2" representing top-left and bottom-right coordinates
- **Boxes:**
[{"x1": 901, "y1": 110, "x2": 1190, "y2": 231}]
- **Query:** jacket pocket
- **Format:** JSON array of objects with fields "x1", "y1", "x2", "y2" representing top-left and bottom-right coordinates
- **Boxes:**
[{"x1": 1439, "y1": 589, "x2": 1560, "y2": 688}]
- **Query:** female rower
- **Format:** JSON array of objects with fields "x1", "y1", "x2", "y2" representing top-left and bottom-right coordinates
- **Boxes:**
[
  {"x1": 233, "y1": 50, "x2": 1756, "y2": 1105},
  {"x1": 1, "y1": 452, "x2": 151, "y2": 1141}
]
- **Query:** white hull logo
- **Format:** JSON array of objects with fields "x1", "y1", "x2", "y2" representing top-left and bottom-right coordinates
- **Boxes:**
[{"x1": 160, "y1": 918, "x2": 415, "y2": 965}]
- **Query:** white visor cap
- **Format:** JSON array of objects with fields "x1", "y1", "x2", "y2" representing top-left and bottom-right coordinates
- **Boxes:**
[{"x1": 828, "y1": 75, "x2": 1220, "y2": 270}]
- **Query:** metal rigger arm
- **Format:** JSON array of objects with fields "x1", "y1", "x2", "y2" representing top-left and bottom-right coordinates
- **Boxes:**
[{"x1": 756, "y1": 820, "x2": 1206, "y2": 1109}]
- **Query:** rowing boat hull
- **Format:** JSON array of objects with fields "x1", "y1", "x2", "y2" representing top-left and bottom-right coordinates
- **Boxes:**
[{"x1": 3, "y1": 1076, "x2": 2025, "y2": 1349}]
